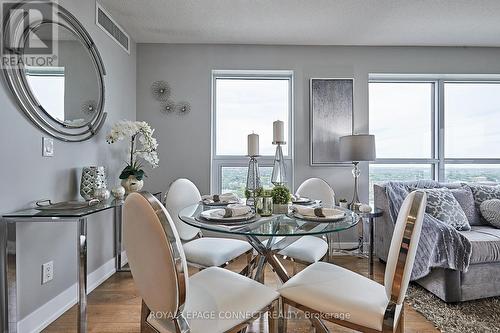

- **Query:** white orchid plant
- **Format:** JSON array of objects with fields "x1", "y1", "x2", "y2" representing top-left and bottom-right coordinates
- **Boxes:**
[{"x1": 106, "y1": 120, "x2": 159, "y2": 181}]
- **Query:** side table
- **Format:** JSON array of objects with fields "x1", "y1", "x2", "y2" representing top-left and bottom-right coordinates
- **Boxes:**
[{"x1": 359, "y1": 208, "x2": 383, "y2": 278}]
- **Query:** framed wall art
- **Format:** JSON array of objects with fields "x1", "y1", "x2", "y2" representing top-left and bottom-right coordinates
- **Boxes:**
[{"x1": 310, "y1": 78, "x2": 354, "y2": 165}]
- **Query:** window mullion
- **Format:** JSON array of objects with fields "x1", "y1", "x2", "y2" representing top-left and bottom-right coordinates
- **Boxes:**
[{"x1": 437, "y1": 79, "x2": 445, "y2": 182}]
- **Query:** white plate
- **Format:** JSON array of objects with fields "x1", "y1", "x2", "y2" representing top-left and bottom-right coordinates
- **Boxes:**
[
  {"x1": 292, "y1": 197, "x2": 313, "y2": 205},
  {"x1": 200, "y1": 208, "x2": 255, "y2": 222},
  {"x1": 201, "y1": 200, "x2": 239, "y2": 207},
  {"x1": 289, "y1": 210, "x2": 346, "y2": 222}
]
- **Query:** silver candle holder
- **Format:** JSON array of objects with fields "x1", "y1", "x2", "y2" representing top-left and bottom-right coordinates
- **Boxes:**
[
  {"x1": 246, "y1": 154, "x2": 261, "y2": 207},
  {"x1": 271, "y1": 140, "x2": 286, "y2": 186}
]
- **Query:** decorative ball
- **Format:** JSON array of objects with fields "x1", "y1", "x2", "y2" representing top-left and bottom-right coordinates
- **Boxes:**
[
  {"x1": 111, "y1": 186, "x2": 126, "y2": 200},
  {"x1": 359, "y1": 204, "x2": 373, "y2": 213},
  {"x1": 94, "y1": 188, "x2": 110, "y2": 201}
]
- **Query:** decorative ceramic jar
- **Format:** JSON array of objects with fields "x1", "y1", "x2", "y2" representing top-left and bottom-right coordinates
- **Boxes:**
[
  {"x1": 121, "y1": 175, "x2": 144, "y2": 194},
  {"x1": 80, "y1": 166, "x2": 107, "y2": 200},
  {"x1": 256, "y1": 196, "x2": 273, "y2": 216},
  {"x1": 111, "y1": 186, "x2": 126, "y2": 200}
]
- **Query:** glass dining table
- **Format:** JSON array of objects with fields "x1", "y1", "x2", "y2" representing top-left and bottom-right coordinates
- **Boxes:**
[
  {"x1": 180, "y1": 204, "x2": 360, "y2": 333},
  {"x1": 179, "y1": 204, "x2": 360, "y2": 283}
]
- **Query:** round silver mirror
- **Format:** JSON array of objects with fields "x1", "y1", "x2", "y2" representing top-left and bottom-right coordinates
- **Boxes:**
[{"x1": 2, "y1": 2, "x2": 106, "y2": 141}]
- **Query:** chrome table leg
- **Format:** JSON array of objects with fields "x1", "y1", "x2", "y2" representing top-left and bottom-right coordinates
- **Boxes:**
[
  {"x1": 78, "y1": 218, "x2": 88, "y2": 333},
  {"x1": 369, "y1": 216, "x2": 374, "y2": 278},
  {"x1": 1, "y1": 220, "x2": 17, "y2": 333},
  {"x1": 114, "y1": 205, "x2": 130, "y2": 272},
  {"x1": 243, "y1": 235, "x2": 330, "y2": 333}
]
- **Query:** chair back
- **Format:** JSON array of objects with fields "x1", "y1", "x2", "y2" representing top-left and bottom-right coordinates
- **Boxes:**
[
  {"x1": 165, "y1": 178, "x2": 202, "y2": 240},
  {"x1": 384, "y1": 191, "x2": 427, "y2": 305},
  {"x1": 123, "y1": 192, "x2": 189, "y2": 317},
  {"x1": 296, "y1": 178, "x2": 335, "y2": 208}
]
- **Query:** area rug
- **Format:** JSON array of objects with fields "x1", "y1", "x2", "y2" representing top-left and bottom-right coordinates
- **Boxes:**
[{"x1": 406, "y1": 283, "x2": 500, "y2": 332}]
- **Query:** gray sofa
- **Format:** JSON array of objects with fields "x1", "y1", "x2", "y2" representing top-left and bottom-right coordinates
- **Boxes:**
[{"x1": 374, "y1": 182, "x2": 500, "y2": 302}]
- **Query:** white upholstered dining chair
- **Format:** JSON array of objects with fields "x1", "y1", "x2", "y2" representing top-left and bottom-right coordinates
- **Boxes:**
[
  {"x1": 276, "y1": 178, "x2": 333, "y2": 272},
  {"x1": 123, "y1": 192, "x2": 279, "y2": 333},
  {"x1": 278, "y1": 190, "x2": 427, "y2": 333},
  {"x1": 165, "y1": 178, "x2": 253, "y2": 269}
]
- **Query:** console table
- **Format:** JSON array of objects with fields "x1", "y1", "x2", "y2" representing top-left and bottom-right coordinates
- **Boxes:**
[{"x1": 0, "y1": 192, "x2": 160, "y2": 333}]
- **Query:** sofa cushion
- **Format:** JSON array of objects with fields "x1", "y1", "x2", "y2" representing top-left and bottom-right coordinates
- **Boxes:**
[
  {"x1": 422, "y1": 188, "x2": 471, "y2": 231},
  {"x1": 450, "y1": 186, "x2": 482, "y2": 226},
  {"x1": 459, "y1": 226, "x2": 500, "y2": 264},
  {"x1": 480, "y1": 199, "x2": 500, "y2": 228},
  {"x1": 466, "y1": 184, "x2": 500, "y2": 225}
]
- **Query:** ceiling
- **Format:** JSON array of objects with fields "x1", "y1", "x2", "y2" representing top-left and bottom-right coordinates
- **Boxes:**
[{"x1": 99, "y1": 0, "x2": 500, "y2": 46}]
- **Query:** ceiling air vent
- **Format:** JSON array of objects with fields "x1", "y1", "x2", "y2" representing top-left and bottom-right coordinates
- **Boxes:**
[{"x1": 95, "y1": 2, "x2": 130, "y2": 54}]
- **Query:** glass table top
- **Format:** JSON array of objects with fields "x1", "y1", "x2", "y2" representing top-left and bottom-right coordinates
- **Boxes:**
[
  {"x1": 2, "y1": 192, "x2": 162, "y2": 219},
  {"x1": 2, "y1": 199, "x2": 123, "y2": 219},
  {"x1": 179, "y1": 204, "x2": 360, "y2": 237}
]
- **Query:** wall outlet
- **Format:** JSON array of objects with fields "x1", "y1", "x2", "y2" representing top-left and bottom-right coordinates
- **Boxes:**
[
  {"x1": 42, "y1": 261, "x2": 54, "y2": 284},
  {"x1": 42, "y1": 137, "x2": 54, "y2": 157}
]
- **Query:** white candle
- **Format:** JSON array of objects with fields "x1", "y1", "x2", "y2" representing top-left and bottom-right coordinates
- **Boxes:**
[
  {"x1": 273, "y1": 120, "x2": 285, "y2": 143},
  {"x1": 247, "y1": 133, "x2": 259, "y2": 156}
]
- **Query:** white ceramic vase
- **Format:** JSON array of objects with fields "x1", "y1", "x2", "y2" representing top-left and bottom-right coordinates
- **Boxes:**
[{"x1": 121, "y1": 176, "x2": 144, "y2": 194}]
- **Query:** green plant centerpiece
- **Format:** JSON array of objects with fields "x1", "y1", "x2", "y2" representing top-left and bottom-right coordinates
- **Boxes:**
[
  {"x1": 106, "y1": 121, "x2": 159, "y2": 194},
  {"x1": 271, "y1": 185, "x2": 291, "y2": 214}
]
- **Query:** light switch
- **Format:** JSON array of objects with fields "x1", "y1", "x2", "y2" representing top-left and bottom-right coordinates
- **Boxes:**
[{"x1": 42, "y1": 137, "x2": 54, "y2": 157}]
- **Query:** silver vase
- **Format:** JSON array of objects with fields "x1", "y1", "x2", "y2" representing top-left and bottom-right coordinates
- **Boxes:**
[{"x1": 80, "y1": 166, "x2": 107, "y2": 200}]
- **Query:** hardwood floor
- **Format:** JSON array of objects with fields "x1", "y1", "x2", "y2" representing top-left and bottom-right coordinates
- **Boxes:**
[{"x1": 44, "y1": 255, "x2": 439, "y2": 332}]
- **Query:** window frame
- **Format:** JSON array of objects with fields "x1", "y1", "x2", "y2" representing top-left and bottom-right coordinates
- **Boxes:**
[
  {"x1": 369, "y1": 74, "x2": 500, "y2": 184},
  {"x1": 210, "y1": 70, "x2": 294, "y2": 194}
]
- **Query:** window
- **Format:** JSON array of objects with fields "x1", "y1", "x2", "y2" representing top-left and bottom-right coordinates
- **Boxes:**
[
  {"x1": 369, "y1": 77, "x2": 500, "y2": 203},
  {"x1": 212, "y1": 71, "x2": 293, "y2": 196},
  {"x1": 26, "y1": 67, "x2": 65, "y2": 121},
  {"x1": 445, "y1": 83, "x2": 500, "y2": 159},
  {"x1": 369, "y1": 82, "x2": 434, "y2": 159},
  {"x1": 369, "y1": 81, "x2": 436, "y2": 202}
]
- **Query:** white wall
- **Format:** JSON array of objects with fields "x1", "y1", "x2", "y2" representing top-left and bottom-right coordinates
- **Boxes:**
[
  {"x1": 0, "y1": 0, "x2": 136, "y2": 323},
  {"x1": 136, "y1": 44, "x2": 500, "y2": 242}
]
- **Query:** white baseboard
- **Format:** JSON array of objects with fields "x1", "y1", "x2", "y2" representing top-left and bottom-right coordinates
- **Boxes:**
[{"x1": 18, "y1": 257, "x2": 117, "y2": 333}]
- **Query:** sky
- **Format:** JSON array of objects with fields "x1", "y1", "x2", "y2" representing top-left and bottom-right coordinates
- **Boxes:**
[
  {"x1": 216, "y1": 78, "x2": 289, "y2": 156},
  {"x1": 216, "y1": 79, "x2": 500, "y2": 160},
  {"x1": 369, "y1": 82, "x2": 500, "y2": 159}
]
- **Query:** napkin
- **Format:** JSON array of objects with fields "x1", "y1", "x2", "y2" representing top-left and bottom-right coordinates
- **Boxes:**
[
  {"x1": 223, "y1": 204, "x2": 251, "y2": 218},
  {"x1": 291, "y1": 205, "x2": 342, "y2": 218},
  {"x1": 201, "y1": 193, "x2": 239, "y2": 204}
]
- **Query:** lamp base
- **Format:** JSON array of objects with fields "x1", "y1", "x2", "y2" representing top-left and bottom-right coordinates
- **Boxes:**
[{"x1": 349, "y1": 162, "x2": 361, "y2": 212}]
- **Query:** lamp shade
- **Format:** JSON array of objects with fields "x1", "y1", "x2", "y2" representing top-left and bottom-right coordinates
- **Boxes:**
[{"x1": 339, "y1": 134, "x2": 376, "y2": 162}]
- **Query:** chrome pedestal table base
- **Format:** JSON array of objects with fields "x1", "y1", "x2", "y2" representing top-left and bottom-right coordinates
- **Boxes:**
[{"x1": 238, "y1": 234, "x2": 330, "y2": 333}]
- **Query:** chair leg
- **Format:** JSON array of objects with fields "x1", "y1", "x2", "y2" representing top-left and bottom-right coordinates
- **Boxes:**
[
  {"x1": 292, "y1": 259, "x2": 297, "y2": 276},
  {"x1": 395, "y1": 305, "x2": 405, "y2": 333},
  {"x1": 141, "y1": 300, "x2": 159, "y2": 333},
  {"x1": 268, "y1": 299, "x2": 279, "y2": 333},
  {"x1": 279, "y1": 299, "x2": 288, "y2": 333}
]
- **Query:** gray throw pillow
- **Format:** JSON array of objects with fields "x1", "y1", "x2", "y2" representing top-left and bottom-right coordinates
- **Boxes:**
[
  {"x1": 450, "y1": 186, "x2": 482, "y2": 226},
  {"x1": 422, "y1": 188, "x2": 471, "y2": 231},
  {"x1": 466, "y1": 184, "x2": 500, "y2": 224},
  {"x1": 480, "y1": 199, "x2": 500, "y2": 228}
]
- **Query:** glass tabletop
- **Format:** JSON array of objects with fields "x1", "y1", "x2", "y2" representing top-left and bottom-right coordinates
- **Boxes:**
[
  {"x1": 2, "y1": 199, "x2": 123, "y2": 219},
  {"x1": 2, "y1": 192, "x2": 162, "y2": 220},
  {"x1": 179, "y1": 204, "x2": 360, "y2": 237}
]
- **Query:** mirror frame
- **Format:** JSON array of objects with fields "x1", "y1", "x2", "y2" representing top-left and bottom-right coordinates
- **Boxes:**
[{"x1": 2, "y1": 2, "x2": 107, "y2": 142}]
